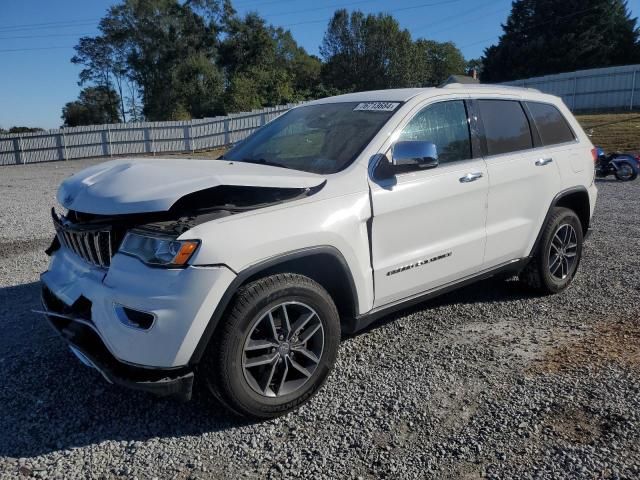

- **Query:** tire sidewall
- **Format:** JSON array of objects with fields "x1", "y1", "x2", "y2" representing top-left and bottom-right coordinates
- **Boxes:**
[
  {"x1": 614, "y1": 161, "x2": 638, "y2": 181},
  {"x1": 220, "y1": 281, "x2": 340, "y2": 417},
  {"x1": 539, "y1": 210, "x2": 583, "y2": 293}
]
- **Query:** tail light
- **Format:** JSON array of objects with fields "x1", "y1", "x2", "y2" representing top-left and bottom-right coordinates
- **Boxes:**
[{"x1": 591, "y1": 148, "x2": 598, "y2": 163}]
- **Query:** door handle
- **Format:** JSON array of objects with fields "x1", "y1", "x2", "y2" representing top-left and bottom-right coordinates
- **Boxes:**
[
  {"x1": 535, "y1": 158, "x2": 553, "y2": 166},
  {"x1": 459, "y1": 172, "x2": 483, "y2": 183}
]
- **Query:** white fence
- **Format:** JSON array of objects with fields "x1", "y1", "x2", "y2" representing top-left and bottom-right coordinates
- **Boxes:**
[
  {"x1": 501, "y1": 64, "x2": 640, "y2": 112},
  {"x1": 0, "y1": 103, "x2": 299, "y2": 166}
]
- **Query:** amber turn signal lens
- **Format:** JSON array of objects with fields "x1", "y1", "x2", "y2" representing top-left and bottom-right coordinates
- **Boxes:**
[{"x1": 173, "y1": 241, "x2": 199, "y2": 265}]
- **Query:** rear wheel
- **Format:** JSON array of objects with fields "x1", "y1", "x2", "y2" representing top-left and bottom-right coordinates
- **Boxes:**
[
  {"x1": 520, "y1": 207, "x2": 583, "y2": 294},
  {"x1": 202, "y1": 273, "x2": 340, "y2": 419},
  {"x1": 614, "y1": 161, "x2": 637, "y2": 181}
]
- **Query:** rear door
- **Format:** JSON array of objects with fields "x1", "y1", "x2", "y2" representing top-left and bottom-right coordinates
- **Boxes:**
[
  {"x1": 476, "y1": 99, "x2": 562, "y2": 267},
  {"x1": 369, "y1": 98, "x2": 489, "y2": 307}
]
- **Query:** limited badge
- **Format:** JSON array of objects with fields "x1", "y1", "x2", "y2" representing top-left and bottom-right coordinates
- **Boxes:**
[{"x1": 353, "y1": 102, "x2": 400, "y2": 112}]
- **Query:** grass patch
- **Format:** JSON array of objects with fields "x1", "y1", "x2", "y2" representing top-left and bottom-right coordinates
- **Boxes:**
[{"x1": 576, "y1": 113, "x2": 640, "y2": 154}]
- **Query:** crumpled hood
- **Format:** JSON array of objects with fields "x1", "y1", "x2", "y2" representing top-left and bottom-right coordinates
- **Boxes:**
[{"x1": 57, "y1": 158, "x2": 325, "y2": 215}]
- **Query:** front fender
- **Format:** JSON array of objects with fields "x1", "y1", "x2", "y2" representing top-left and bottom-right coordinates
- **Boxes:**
[
  {"x1": 610, "y1": 155, "x2": 639, "y2": 171},
  {"x1": 181, "y1": 191, "x2": 374, "y2": 316}
]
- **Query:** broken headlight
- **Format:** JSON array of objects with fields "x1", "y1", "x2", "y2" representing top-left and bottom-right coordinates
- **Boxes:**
[{"x1": 119, "y1": 231, "x2": 199, "y2": 267}]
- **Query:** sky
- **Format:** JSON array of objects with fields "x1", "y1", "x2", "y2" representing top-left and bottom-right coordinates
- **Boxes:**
[{"x1": 0, "y1": 0, "x2": 638, "y2": 129}]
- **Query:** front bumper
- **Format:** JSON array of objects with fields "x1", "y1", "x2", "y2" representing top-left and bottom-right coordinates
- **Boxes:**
[
  {"x1": 39, "y1": 289, "x2": 194, "y2": 400},
  {"x1": 41, "y1": 246, "x2": 236, "y2": 368}
]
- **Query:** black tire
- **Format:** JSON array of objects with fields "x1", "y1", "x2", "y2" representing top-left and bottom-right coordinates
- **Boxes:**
[
  {"x1": 614, "y1": 161, "x2": 638, "y2": 181},
  {"x1": 519, "y1": 207, "x2": 584, "y2": 294},
  {"x1": 201, "y1": 273, "x2": 340, "y2": 419}
]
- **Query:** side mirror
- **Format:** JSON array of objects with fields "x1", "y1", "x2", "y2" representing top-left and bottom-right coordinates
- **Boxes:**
[{"x1": 392, "y1": 141, "x2": 439, "y2": 169}]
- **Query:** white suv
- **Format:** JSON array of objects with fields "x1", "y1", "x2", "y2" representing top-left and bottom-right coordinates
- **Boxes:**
[{"x1": 41, "y1": 85, "x2": 597, "y2": 418}]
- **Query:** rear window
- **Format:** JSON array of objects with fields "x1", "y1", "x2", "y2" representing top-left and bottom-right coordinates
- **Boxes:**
[
  {"x1": 477, "y1": 100, "x2": 533, "y2": 156},
  {"x1": 526, "y1": 102, "x2": 575, "y2": 146}
]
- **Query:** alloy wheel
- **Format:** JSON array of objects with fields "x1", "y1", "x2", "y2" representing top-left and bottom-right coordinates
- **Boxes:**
[
  {"x1": 548, "y1": 223, "x2": 578, "y2": 280},
  {"x1": 242, "y1": 302, "x2": 324, "y2": 397}
]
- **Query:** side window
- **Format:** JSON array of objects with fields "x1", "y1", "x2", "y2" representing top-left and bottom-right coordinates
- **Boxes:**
[
  {"x1": 477, "y1": 100, "x2": 533, "y2": 156},
  {"x1": 526, "y1": 102, "x2": 576, "y2": 146},
  {"x1": 398, "y1": 100, "x2": 471, "y2": 164}
]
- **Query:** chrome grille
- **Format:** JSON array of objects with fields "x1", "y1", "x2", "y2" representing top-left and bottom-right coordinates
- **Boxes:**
[{"x1": 53, "y1": 219, "x2": 115, "y2": 268}]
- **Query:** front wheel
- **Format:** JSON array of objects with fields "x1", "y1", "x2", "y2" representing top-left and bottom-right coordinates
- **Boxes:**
[
  {"x1": 520, "y1": 207, "x2": 584, "y2": 294},
  {"x1": 614, "y1": 161, "x2": 638, "y2": 181},
  {"x1": 202, "y1": 273, "x2": 340, "y2": 419}
]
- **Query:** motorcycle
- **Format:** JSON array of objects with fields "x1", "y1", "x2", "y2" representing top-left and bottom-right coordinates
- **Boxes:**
[{"x1": 594, "y1": 147, "x2": 639, "y2": 182}]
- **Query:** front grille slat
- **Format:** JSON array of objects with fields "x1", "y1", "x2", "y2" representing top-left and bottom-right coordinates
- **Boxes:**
[
  {"x1": 93, "y1": 233, "x2": 105, "y2": 267},
  {"x1": 53, "y1": 216, "x2": 116, "y2": 269},
  {"x1": 72, "y1": 232, "x2": 83, "y2": 257},
  {"x1": 63, "y1": 231, "x2": 73, "y2": 251},
  {"x1": 83, "y1": 234, "x2": 97, "y2": 265}
]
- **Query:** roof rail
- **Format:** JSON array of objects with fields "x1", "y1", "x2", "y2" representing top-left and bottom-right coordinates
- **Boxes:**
[{"x1": 440, "y1": 83, "x2": 541, "y2": 93}]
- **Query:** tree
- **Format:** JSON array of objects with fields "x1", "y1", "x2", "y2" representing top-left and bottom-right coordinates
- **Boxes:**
[
  {"x1": 0, "y1": 126, "x2": 44, "y2": 134},
  {"x1": 413, "y1": 40, "x2": 467, "y2": 86},
  {"x1": 82, "y1": 0, "x2": 227, "y2": 121},
  {"x1": 62, "y1": 86, "x2": 121, "y2": 127},
  {"x1": 320, "y1": 10, "x2": 416, "y2": 92},
  {"x1": 482, "y1": 0, "x2": 640, "y2": 82},
  {"x1": 219, "y1": 12, "x2": 320, "y2": 110},
  {"x1": 72, "y1": 36, "x2": 129, "y2": 122}
]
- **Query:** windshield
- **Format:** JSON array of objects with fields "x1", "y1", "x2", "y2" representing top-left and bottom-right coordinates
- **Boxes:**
[{"x1": 222, "y1": 102, "x2": 399, "y2": 174}]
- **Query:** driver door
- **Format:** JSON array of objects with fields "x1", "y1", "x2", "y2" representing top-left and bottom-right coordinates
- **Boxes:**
[{"x1": 369, "y1": 99, "x2": 489, "y2": 307}]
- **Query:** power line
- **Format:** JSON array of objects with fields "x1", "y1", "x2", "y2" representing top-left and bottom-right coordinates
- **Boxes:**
[
  {"x1": 0, "y1": 21, "x2": 99, "y2": 34},
  {"x1": 0, "y1": 32, "x2": 94, "y2": 41},
  {"x1": 412, "y1": 1, "x2": 509, "y2": 36},
  {"x1": 0, "y1": 18, "x2": 99, "y2": 30},
  {"x1": 264, "y1": 0, "x2": 382, "y2": 18},
  {"x1": 281, "y1": 0, "x2": 466, "y2": 27},
  {"x1": 234, "y1": 0, "x2": 296, "y2": 8},
  {"x1": 0, "y1": 46, "x2": 74, "y2": 53}
]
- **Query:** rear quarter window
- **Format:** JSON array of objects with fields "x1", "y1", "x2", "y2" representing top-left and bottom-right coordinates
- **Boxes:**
[
  {"x1": 477, "y1": 100, "x2": 533, "y2": 156},
  {"x1": 526, "y1": 102, "x2": 576, "y2": 146}
]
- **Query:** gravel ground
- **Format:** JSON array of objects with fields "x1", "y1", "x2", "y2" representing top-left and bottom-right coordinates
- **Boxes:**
[{"x1": 1, "y1": 158, "x2": 639, "y2": 479}]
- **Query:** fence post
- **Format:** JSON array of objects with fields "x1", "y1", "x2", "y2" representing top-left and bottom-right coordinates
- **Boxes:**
[
  {"x1": 60, "y1": 131, "x2": 68, "y2": 161},
  {"x1": 144, "y1": 126, "x2": 155, "y2": 155},
  {"x1": 572, "y1": 75, "x2": 578, "y2": 111},
  {"x1": 107, "y1": 126, "x2": 113, "y2": 157},
  {"x1": 184, "y1": 124, "x2": 192, "y2": 153},
  {"x1": 224, "y1": 118, "x2": 231, "y2": 146},
  {"x1": 101, "y1": 129, "x2": 110, "y2": 157},
  {"x1": 13, "y1": 137, "x2": 23, "y2": 165},
  {"x1": 630, "y1": 70, "x2": 637, "y2": 111}
]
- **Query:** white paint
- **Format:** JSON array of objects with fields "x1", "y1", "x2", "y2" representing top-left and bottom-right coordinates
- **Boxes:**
[{"x1": 44, "y1": 85, "x2": 597, "y2": 369}]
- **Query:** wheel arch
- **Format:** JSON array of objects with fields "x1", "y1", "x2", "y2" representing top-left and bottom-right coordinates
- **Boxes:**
[
  {"x1": 529, "y1": 186, "x2": 591, "y2": 257},
  {"x1": 189, "y1": 246, "x2": 359, "y2": 365}
]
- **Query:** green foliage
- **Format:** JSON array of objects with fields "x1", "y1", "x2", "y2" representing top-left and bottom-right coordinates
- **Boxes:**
[
  {"x1": 319, "y1": 9, "x2": 467, "y2": 91},
  {"x1": 220, "y1": 13, "x2": 320, "y2": 110},
  {"x1": 482, "y1": 0, "x2": 640, "y2": 82},
  {"x1": 99, "y1": 0, "x2": 224, "y2": 121},
  {"x1": 0, "y1": 126, "x2": 45, "y2": 134},
  {"x1": 62, "y1": 86, "x2": 121, "y2": 127},
  {"x1": 320, "y1": 10, "x2": 416, "y2": 91},
  {"x1": 413, "y1": 40, "x2": 467, "y2": 86}
]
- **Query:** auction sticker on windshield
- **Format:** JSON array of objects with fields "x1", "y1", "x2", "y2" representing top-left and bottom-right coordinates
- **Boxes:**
[{"x1": 353, "y1": 102, "x2": 400, "y2": 112}]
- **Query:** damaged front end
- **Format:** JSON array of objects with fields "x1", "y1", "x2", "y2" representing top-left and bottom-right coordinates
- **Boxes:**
[
  {"x1": 47, "y1": 182, "x2": 325, "y2": 264},
  {"x1": 40, "y1": 175, "x2": 324, "y2": 399}
]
